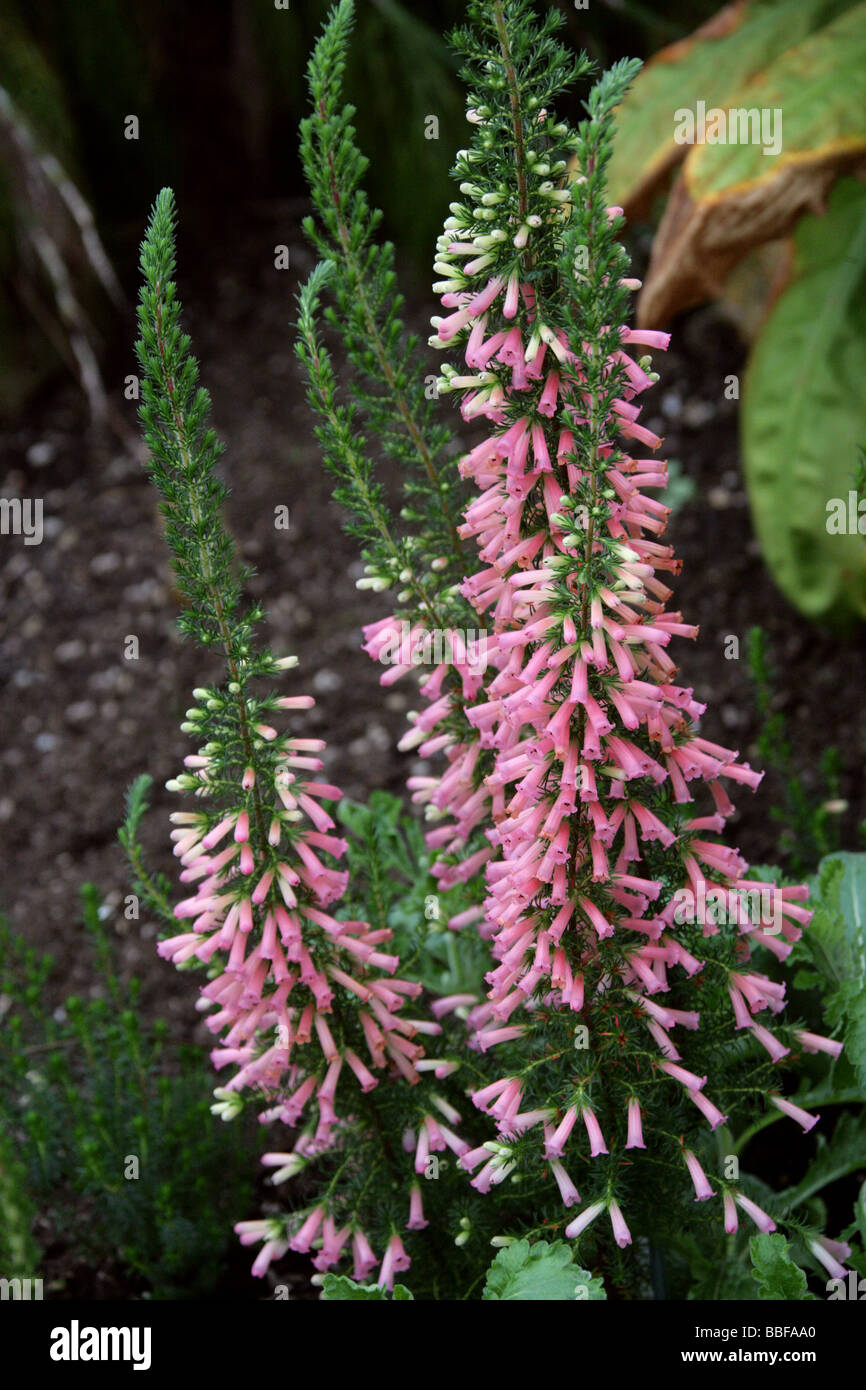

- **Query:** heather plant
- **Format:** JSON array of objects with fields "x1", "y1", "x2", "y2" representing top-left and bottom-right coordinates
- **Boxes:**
[
  {"x1": 129, "y1": 189, "x2": 537, "y2": 1296},
  {"x1": 0, "y1": 884, "x2": 259, "y2": 1298},
  {"x1": 124, "y1": 0, "x2": 861, "y2": 1301}
]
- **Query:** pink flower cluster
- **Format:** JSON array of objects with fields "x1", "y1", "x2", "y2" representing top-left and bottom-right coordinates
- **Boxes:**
[
  {"x1": 159, "y1": 676, "x2": 461, "y2": 1284},
  {"x1": 364, "y1": 246, "x2": 843, "y2": 1244}
]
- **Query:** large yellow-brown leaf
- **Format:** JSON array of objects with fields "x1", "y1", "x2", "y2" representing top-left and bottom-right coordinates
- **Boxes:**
[
  {"x1": 606, "y1": 0, "x2": 852, "y2": 215},
  {"x1": 636, "y1": 4, "x2": 866, "y2": 326}
]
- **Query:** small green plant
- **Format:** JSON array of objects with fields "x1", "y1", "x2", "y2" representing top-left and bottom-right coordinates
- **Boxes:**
[
  {"x1": 747, "y1": 626, "x2": 845, "y2": 876},
  {"x1": 0, "y1": 883, "x2": 260, "y2": 1298}
]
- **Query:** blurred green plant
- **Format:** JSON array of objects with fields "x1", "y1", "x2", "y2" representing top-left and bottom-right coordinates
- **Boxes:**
[
  {"x1": 0, "y1": 884, "x2": 261, "y2": 1298},
  {"x1": 336, "y1": 789, "x2": 488, "y2": 1000},
  {"x1": 747, "y1": 626, "x2": 846, "y2": 876}
]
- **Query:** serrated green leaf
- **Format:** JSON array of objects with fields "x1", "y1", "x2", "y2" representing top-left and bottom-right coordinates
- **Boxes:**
[
  {"x1": 482, "y1": 1239, "x2": 606, "y2": 1301},
  {"x1": 742, "y1": 179, "x2": 866, "y2": 623},
  {"x1": 749, "y1": 864, "x2": 784, "y2": 884},
  {"x1": 803, "y1": 852, "x2": 866, "y2": 1086},
  {"x1": 750, "y1": 1233, "x2": 814, "y2": 1299},
  {"x1": 321, "y1": 1273, "x2": 413, "y2": 1300}
]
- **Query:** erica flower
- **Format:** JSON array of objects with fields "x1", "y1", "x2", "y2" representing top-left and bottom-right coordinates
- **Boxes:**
[
  {"x1": 683, "y1": 1149, "x2": 715, "y2": 1202},
  {"x1": 354, "y1": 17, "x2": 827, "y2": 1250},
  {"x1": 732, "y1": 1192, "x2": 776, "y2": 1234},
  {"x1": 159, "y1": 655, "x2": 468, "y2": 1286},
  {"x1": 807, "y1": 1235, "x2": 851, "y2": 1281},
  {"x1": 768, "y1": 1093, "x2": 820, "y2": 1133}
]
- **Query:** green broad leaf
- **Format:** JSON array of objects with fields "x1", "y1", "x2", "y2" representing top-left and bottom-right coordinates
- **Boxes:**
[
  {"x1": 742, "y1": 178, "x2": 866, "y2": 624},
  {"x1": 664, "y1": 458, "x2": 696, "y2": 513},
  {"x1": 748, "y1": 864, "x2": 784, "y2": 884},
  {"x1": 803, "y1": 852, "x2": 866, "y2": 1086},
  {"x1": 814, "y1": 852, "x2": 866, "y2": 950},
  {"x1": 605, "y1": 0, "x2": 854, "y2": 210},
  {"x1": 686, "y1": 5, "x2": 866, "y2": 202},
  {"x1": 482, "y1": 1240, "x2": 606, "y2": 1301},
  {"x1": 856, "y1": 1179, "x2": 866, "y2": 1247},
  {"x1": 320, "y1": 1274, "x2": 413, "y2": 1300},
  {"x1": 750, "y1": 1233, "x2": 814, "y2": 1299},
  {"x1": 781, "y1": 1111, "x2": 866, "y2": 1210}
]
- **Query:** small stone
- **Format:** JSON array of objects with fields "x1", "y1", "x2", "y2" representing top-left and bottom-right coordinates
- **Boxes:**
[
  {"x1": 312, "y1": 668, "x2": 342, "y2": 693},
  {"x1": 55, "y1": 639, "x2": 86, "y2": 664},
  {"x1": 56, "y1": 525, "x2": 78, "y2": 550},
  {"x1": 123, "y1": 579, "x2": 166, "y2": 607},
  {"x1": 682, "y1": 399, "x2": 715, "y2": 429},
  {"x1": 91, "y1": 552, "x2": 122, "y2": 576},
  {"x1": 26, "y1": 441, "x2": 56, "y2": 468},
  {"x1": 65, "y1": 700, "x2": 96, "y2": 725},
  {"x1": 12, "y1": 668, "x2": 44, "y2": 688},
  {"x1": 34, "y1": 732, "x2": 59, "y2": 753},
  {"x1": 708, "y1": 487, "x2": 731, "y2": 510}
]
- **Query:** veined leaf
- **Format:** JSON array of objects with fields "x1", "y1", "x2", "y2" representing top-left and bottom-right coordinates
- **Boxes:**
[
  {"x1": 741, "y1": 178, "x2": 866, "y2": 623},
  {"x1": 482, "y1": 1239, "x2": 606, "y2": 1301},
  {"x1": 321, "y1": 1273, "x2": 413, "y2": 1300},
  {"x1": 687, "y1": 5, "x2": 866, "y2": 202},
  {"x1": 801, "y1": 852, "x2": 866, "y2": 1084},
  {"x1": 635, "y1": 3, "x2": 866, "y2": 324},
  {"x1": 750, "y1": 1233, "x2": 815, "y2": 1299},
  {"x1": 605, "y1": 0, "x2": 855, "y2": 213}
]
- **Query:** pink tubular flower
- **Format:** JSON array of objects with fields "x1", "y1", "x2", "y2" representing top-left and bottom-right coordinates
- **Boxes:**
[
  {"x1": 581, "y1": 1105, "x2": 609, "y2": 1157},
  {"x1": 549, "y1": 1157, "x2": 581, "y2": 1208},
  {"x1": 733, "y1": 1192, "x2": 776, "y2": 1234},
  {"x1": 407, "y1": 1184, "x2": 428, "y2": 1231},
  {"x1": 793, "y1": 1030, "x2": 843, "y2": 1059},
  {"x1": 683, "y1": 1149, "x2": 715, "y2": 1202},
  {"x1": 608, "y1": 1199, "x2": 632, "y2": 1249},
  {"x1": 352, "y1": 1229, "x2": 377, "y2": 1281},
  {"x1": 357, "y1": 32, "x2": 830, "y2": 1241},
  {"x1": 162, "y1": 656, "x2": 462, "y2": 1285},
  {"x1": 625, "y1": 1098, "x2": 646, "y2": 1150},
  {"x1": 565, "y1": 1199, "x2": 606, "y2": 1240},
  {"x1": 807, "y1": 1235, "x2": 851, "y2": 1281},
  {"x1": 723, "y1": 1192, "x2": 738, "y2": 1234},
  {"x1": 768, "y1": 1093, "x2": 820, "y2": 1133},
  {"x1": 378, "y1": 1233, "x2": 411, "y2": 1290}
]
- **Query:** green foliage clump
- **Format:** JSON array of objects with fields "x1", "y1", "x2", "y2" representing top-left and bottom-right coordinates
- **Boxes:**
[{"x1": 0, "y1": 884, "x2": 261, "y2": 1298}]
